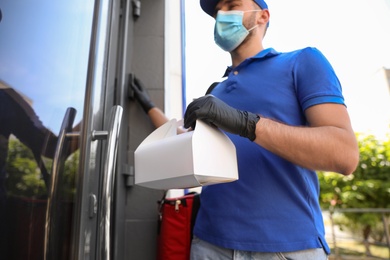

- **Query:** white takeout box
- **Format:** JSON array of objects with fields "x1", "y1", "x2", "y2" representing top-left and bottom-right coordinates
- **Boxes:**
[{"x1": 134, "y1": 119, "x2": 238, "y2": 189}]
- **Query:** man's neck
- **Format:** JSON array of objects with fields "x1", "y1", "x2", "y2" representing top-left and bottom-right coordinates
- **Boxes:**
[{"x1": 230, "y1": 40, "x2": 264, "y2": 68}]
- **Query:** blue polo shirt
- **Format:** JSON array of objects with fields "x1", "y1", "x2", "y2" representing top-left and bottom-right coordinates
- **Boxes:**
[{"x1": 193, "y1": 47, "x2": 344, "y2": 254}]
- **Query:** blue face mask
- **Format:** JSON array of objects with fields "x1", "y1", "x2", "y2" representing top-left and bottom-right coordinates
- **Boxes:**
[{"x1": 214, "y1": 10, "x2": 259, "y2": 52}]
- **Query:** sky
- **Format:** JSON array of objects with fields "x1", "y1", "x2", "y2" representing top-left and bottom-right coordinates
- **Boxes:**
[
  {"x1": 0, "y1": 1, "x2": 93, "y2": 133},
  {"x1": 184, "y1": 0, "x2": 390, "y2": 139}
]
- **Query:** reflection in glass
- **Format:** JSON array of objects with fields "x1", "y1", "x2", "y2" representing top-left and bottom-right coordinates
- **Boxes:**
[{"x1": 0, "y1": 1, "x2": 93, "y2": 259}]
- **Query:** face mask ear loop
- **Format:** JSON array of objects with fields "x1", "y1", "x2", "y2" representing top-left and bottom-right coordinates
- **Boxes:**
[
  {"x1": 244, "y1": 10, "x2": 261, "y2": 32},
  {"x1": 247, "y1": 25, "x2": 259, "y2": 32}
]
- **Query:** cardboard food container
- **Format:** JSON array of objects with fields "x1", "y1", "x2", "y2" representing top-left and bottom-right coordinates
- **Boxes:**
[{"x1": 134, "y1": 119, "x2": 238, "y2": 190}]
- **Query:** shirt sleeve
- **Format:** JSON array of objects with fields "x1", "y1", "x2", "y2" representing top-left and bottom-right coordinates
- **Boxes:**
[{"x1": 293, "y1": 47, "x2": 345, "y2": 111}]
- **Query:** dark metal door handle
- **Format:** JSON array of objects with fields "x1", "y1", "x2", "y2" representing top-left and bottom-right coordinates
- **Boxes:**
[{"x1": 44, "y1": 107, "x2": 77, "y2": 260}]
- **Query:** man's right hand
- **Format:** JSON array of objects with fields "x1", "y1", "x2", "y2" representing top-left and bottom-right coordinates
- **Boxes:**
[{"x1": 184, "y1": 95, "x2": 260, "y2": 141}]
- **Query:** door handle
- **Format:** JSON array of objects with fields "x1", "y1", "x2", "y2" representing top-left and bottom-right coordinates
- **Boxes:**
[
  {"x1": 44, "y1": 107, "x2": 77, "y2": 260},
  {"x1": 95, "y1": 105, "x2": 123, "y2": 260}
]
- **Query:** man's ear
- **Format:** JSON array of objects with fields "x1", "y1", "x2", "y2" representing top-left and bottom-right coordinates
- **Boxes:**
[{"x1": 257, "y1": 9, "x2": 270, "y2": 26}]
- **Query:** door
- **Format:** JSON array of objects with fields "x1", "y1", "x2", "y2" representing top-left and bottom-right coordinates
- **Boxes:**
[{"x1": 0, "y1": 1, "x2": 122, "y2": 259}]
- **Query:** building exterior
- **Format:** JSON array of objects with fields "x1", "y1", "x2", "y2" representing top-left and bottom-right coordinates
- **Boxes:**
[{"x1": 0, "y1": 1, "x2": 184, "y2": 259}]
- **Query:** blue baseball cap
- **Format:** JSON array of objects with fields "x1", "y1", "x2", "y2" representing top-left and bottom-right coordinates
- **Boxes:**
[{"x1": 200, "y1": 0, "x2": 268, "y2": 17}]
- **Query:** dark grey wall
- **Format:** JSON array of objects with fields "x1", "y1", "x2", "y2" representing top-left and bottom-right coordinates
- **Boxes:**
[{"x1": 112, "y1": 0, "x2": 166, "y2": 259}]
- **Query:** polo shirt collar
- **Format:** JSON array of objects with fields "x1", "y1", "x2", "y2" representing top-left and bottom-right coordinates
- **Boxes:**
[{"x1": 223, "y1": 48, "x2": 280, "y2": 77}]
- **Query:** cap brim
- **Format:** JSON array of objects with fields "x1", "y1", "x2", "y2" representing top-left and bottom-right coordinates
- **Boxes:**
[{"x1": 200, "y1": 0, "x2": 220, "y2": 17}]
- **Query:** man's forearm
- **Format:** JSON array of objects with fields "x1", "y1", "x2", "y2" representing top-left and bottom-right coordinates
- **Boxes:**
[{"x1": 254, "y1": 117, "x2": 359, "y2": 175}]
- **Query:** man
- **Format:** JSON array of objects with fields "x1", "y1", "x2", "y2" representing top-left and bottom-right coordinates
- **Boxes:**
[{"x1": 183, "y1": 0, "x2": 359, "y2": 259}]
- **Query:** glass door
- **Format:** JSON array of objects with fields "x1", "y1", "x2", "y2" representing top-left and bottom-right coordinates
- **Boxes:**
[{"x1": 0, "y1": 1, "x2": 94, "y2": 259}]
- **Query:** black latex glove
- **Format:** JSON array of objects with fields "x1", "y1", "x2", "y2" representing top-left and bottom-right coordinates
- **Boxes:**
[
  {"x1": 184, "y1": 95, "x2": 260, "y2": 141},
  {"x1": 131, "y1": 77, "x2": 155, "y2": 113}
]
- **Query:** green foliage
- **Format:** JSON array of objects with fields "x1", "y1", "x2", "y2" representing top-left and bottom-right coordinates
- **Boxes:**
[
  {"x1": 5, "y1": 139, "x2": 47, "y2": 198},
  {"x1": 319, "y1": 133, "x2": 390, "y2": 209},
  {"x1": 318, "y1": 133, "x2": 390, "y2": 243},
  {"x1": 62, "y1": 150, "x2": 79, "y2": 200},
  {"x1": 5, "y1": 138, "x2": 79, "y2": 200}
]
